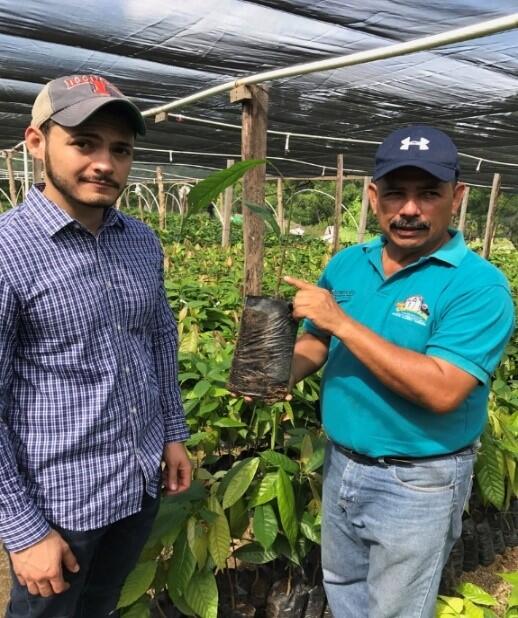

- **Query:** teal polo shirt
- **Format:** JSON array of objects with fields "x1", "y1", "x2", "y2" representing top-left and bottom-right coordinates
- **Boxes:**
[{"x1": 305, "y1": 231, "x2": 515, "y2": 457}]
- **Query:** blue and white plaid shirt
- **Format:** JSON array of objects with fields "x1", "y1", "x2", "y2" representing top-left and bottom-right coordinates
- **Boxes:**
[{"x1": 0, "y1": 186, "x2": 189, "y2": 551}]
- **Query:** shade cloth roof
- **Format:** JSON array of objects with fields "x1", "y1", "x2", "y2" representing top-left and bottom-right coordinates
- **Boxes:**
[{"x1": 1, "y1": 1, "x2": 518, "y2": 190}]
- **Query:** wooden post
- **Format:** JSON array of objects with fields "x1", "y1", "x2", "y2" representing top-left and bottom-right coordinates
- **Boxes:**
[
  {"x1": 221, "y1": 159, "x2": 235, "y2": 247},
  {"x1": 482, "y1": 173, "x2": 501, "y2": 259},
  {"x1": 236, "y1": 84, "x2": 269, "y2": 296},
  {"x1": 276, "y1": 178, "x2": 285, "y2": 234},
  {"x1": 332, "y1": 154, "x2": 344, "y2": 255},
  {"x1": 156, "y1": 166, "x2": 166, "y2": 230},
  {"x1": 32, "y1": 156, "x2": 44, "y2": 184},
  {"x1": 5, "y1": 152, "x2": 17, "y2": 206},
  {"x1": 457, "y1": 185, "x2": 470, "y2": 233},
  {"x1": 357, "y1": 176, "x2": 371, "y2": 243},
  {"x1": 137, "y1": 194, "x2": 144, "y2": 220}
]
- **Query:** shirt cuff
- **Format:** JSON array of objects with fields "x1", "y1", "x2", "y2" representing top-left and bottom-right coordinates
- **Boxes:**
[
  {"x1": 163, "y1": 416, "x2": 190, "y2": 444},
  {"x1": 0, "y1": 503, "x2": 50, "y2": 552}
]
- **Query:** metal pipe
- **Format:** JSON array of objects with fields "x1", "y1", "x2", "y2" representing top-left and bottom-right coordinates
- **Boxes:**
[{"x1": 143, "y1": 14, "x2": 518, "y2": 117}]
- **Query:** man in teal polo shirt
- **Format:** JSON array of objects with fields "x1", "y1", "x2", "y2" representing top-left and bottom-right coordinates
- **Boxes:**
[{"x1": 285, "y1": 125, "x2": 514, "y2": 617}]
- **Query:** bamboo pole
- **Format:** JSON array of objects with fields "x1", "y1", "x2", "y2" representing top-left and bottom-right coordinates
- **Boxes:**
[
  {"x1": 357, "y1": 176, "x2": 371, "y2": 243},
  {"x1": 239, "y1": 85, "x2": 269, "y2": 296},
  {"x1": 221, "y1": 159, "x2": 234, "y2": 247},
  {"x1": 5, "y1": 152, "x2": 17, "y2": 206},
  {"x1": 332, "y1": 154, "x2": 343, "y2": 255},
  {"x1": 156, "y1": 166, "x2": 166, "y2": 230},
  {"x1": 457, "y1": 185, "x2": 470, "y2": 233},
  {"x1": 276, "y1": 178, "x2": 285, "y2": 234},
  {"x1": 482, "y1": 173, "x2": 501, "y2": 259}
]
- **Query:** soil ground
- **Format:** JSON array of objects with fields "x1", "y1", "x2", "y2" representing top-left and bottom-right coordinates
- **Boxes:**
[{"x1": 0, "y1": 546, "x2": 516, "y2": 615}]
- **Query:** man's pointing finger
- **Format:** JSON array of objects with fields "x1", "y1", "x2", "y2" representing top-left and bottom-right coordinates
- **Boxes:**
[{"x1": 283, "y1": 275, "x2": 316, "y2": 290}]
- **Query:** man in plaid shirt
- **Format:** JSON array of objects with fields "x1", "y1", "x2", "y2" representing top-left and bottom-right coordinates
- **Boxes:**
[{"x1": 0, "y1": 75, "x2": 191, "y2": 617}]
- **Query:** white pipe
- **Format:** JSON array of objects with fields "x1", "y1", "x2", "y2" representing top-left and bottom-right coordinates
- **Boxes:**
[{"x1": 143, "y1": 14, "x2": 518, "y2": 117}]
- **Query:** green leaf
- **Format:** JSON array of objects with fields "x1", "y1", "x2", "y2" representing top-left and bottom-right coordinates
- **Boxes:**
[
  {"x1": 117, "y1": 561, "x2": 156, "y2": 608},
  {"x1": 437, "y1": 595, "x2": 464, "y2": 613},
  {"x1": 457, "y1": 582, "x2": 497, "y2": 606},
  {"x1": 187, "y1": 516, "x2": 208, "y2": 569},
  {"x1": 300, "y1": 433, "x2": 313, "y2": 465},
  {"x1": 463, "y1": 599, "x2": 485, "y2": 618},
  {"x1": 213, "y1": 417, "x2": 246, "y2": 428},
  {"x1": 119, "y1": 598, "x2": 151, "y2": 618},
  {"x1": 228, "y1": 497, "x2": 250, "y2": 538},
  {"x1": 260, "y1": 450, "x2": 299, "y2": 474},
  {"x1": 475, "y1": 437, "x2": 506, "y2": 509},
  {"x1": 186, "y1": 379, "x2": 212, "y2": 400},
  {"x1": 207, "y1": 495, "x2": 231, "y2": 570},
  {"x1": 306, "y1": 447, "x2": 325, "y2": 473},
  {"x1": 184, "y1": 569, "x2": 219, "y2": 618},
  {"x1": 187, "y1": 160, "x2": 265, "y2": 215},
  {"x1": 253, "y1": 503, "x2": 278, "y2": 549},
  {"x1": 499, "y1": 572, "x2": 518, "y2": 586},
  {"x1": 167, "y1": 530, "x2": 196, "y2": 597},
  {"x1": 245, "y1": 201, "x2": 281, "y2": 238},
  {"x1": 233, "y1": 541, "x2": 279, "y2": 564},
  {"x1": 222, "y1": 457, "x2": 260, "y2": 509},
  {"x1": 249, "y1": 472, "x2": 278, "y2": 507},
  {"x1": 300, "y1": 511, "x2": 321, "y2": 544},
  {"x1": 276, "y1": 467, "x2": 299, "y2": 547}
]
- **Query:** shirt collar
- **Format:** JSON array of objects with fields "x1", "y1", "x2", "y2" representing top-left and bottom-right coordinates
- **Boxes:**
[
  {"x1": 25, "y1": 184, "x2": 124, "y2": 237},
  {"x1": 362, "y1": 229, "x2": 467, "y2": 268}
]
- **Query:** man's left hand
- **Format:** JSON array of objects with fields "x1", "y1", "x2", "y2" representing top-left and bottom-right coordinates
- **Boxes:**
[
  {"x1": 162, "y1": 442, "x2": 192, "y2": 495},
  {"x1": 284, "y1": 276, "x2": 347, "y2": 336}
]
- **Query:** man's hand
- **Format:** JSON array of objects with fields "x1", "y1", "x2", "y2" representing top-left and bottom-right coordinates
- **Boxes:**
[
  {"x1": 162, "y1": 442, "x2": 192, "y2": 495},
  {"x1": 9, "y1": 529, "x2": 79, "y2": 597},
  {"x1": 284, "y1": 276, "x2": 348, "y2": 337}
]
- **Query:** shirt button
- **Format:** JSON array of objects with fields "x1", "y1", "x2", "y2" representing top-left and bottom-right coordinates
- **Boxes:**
[
  {"x1": 130, "y1": 407, "x2": 137, "y2": 415},
  {"x1": 116, "y1": 324, "x2": 122, "y2": 331},
  {"x1": 125, "y1": 366, "x2": 130, "y2": 374},
  {"x1": 106, "y1": 283, "x2": 112, "y2": 290}
]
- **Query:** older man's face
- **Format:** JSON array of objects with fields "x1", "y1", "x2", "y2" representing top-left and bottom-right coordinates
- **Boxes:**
[{"x1": 368, "y1": 166, "x2": 465, "y2": 261}]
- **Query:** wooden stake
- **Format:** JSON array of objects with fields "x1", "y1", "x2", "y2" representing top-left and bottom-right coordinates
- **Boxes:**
[
  {"x1": 457, "y1": 185, "x2": 470, "y2": 233},
  {"x1": 240, "y1": 85, "x2": 269, "y2": 295},
  {"x1": 138, "y1": 194, "x2": 144, "y2": 221},
  {"x1": 357, "y1": 176, "x2": 371, "y2": 243},
  {"x1": 156, "y1": 166, "x2": 166, "y2": 230},
  {"x1": 5, "y1": 152, "x2": 17, "y2": 206},
  {"x1": 332, "y1": 154, "x2": 344, "y2": 255},
  {"x1": 276, "y1": 178, "x2": 285, "y2": 234},
  {"x1": 32, "y1": 156, "x2": 44, "y2": 184},
  {"x1": 222, "y1": 159, "x2": 235, "y2": 247},
  {"x1": 482, "y1": 173, "x2": 501, "y2": 259}
]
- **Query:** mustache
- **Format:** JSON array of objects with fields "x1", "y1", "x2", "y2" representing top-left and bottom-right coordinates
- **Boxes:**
[
  {"x1": 80, "y1": 176, "x2": 120, "y2": 189},
  {"x1": 390, "y1": 219, "x2": 430, "y2": 230}
]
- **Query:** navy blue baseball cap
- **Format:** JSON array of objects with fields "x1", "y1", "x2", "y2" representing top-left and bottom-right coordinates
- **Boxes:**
[{"x1": 373, "y1": 125, "x2": 460, "y2": 182}]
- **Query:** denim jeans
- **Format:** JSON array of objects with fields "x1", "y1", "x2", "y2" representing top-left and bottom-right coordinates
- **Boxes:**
[
  {"x1": 322, "y1": 442, "x2": 475, "y2": 618},
  {"x1": 6, "y1": 491, "x2": 160, "y2": 618}
]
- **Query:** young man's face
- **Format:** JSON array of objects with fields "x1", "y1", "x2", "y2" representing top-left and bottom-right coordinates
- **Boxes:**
[
  {"x1": 41, "y1": 108, "x2": 135, "y2": 210},
  {"x1": 368, "y1": 166, "x2": 465, "y2": 259}
]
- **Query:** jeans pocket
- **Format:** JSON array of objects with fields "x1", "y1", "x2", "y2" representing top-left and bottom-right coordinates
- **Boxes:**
[{"x1": 392, "y1": 459, "x2": 455, "y2": 493}]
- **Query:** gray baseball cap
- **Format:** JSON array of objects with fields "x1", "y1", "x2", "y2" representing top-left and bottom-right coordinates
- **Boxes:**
[{"x1": 31, "y1": 74, "x2": 146, "y2": 135}]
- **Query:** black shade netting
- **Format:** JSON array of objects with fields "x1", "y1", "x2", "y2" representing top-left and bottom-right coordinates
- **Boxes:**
[{"x1": 227, "y1": 296, "x2": 298, "y2": 404}]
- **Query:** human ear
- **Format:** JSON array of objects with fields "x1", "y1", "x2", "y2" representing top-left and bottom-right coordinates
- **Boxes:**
[{"x1": 24, "y1": 126, "x2": 46, "y2": 161}]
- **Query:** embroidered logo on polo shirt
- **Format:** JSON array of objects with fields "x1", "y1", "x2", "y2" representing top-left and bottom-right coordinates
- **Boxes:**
[{"x1": 393, "y1": 295, "x2": 430, "y2": 326}]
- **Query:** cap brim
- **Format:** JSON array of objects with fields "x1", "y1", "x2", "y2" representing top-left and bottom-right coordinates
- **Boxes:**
[
  {"x1": 373, "y1": 160, "x2": 457, "y2": 182},
  {"x1": 51, "y1": 97, "x2": 146, "y2": 135}
]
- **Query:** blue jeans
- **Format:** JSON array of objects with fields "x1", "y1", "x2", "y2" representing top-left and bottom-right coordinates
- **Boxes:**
[
  {"x1": 6, "y1": 491, "x2": 160, "y2": 618},
  {"x1": 322, "y1": 442, "x2": 475, "y2": 618}
]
